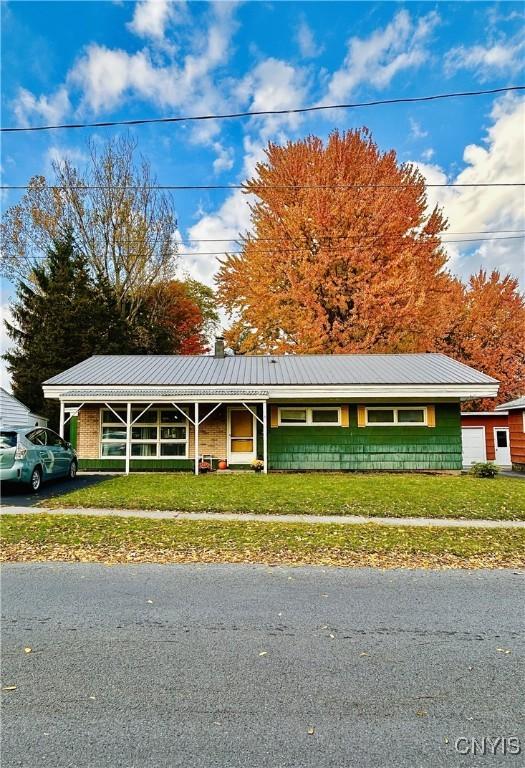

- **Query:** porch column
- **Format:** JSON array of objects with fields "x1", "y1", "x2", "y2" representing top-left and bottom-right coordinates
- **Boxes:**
[
  {"x1": 59, "y1": 400, "x2": 65, "y2": 438},
  {"x1": 194, "y1": 402, "x2": 199, "y2": 475},
  {"x1": 125, "y1": 402, "x2": 131, "y2": 475},
  {"x1": 262, "y1": 401, "x2": 268, "y2": 474}
]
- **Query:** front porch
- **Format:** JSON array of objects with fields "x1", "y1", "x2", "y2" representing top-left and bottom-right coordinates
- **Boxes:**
[{"x1": 59, "y1": 390, "x2": 270, "y2": 474}]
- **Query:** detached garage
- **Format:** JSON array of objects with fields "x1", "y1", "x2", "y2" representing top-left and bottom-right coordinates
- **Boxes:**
[{"x1": 461, "y1": 411, "x2": 511, "y2": 468}]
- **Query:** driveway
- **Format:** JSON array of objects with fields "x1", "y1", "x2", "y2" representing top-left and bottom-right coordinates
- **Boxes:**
[
  {"x1": 2, "y1": 564, "x2": 524, "y2": 767},
  {"x1": 1, "y1": 472, "x2": 114, "y2": 508}
]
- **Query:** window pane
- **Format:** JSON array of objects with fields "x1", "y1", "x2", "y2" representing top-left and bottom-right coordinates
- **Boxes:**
[
  {"x1": 312, "y1": 409, "x2": 339, "y2": 423},
  {"x1": 161, "y1": 426, "x2": 186, "y2": 440},
  {"x1": 496, "y1": 431, "x2": 508, "y2": 448},
  {"x1": 160, "y1": 409, "x2": 186, "y2": 424},
  {"x1": 131, "y1": 426, "x2": 157, "y2": 441},
  {"x1": 102, "y1": 426, "x2": 126, "y2": 440},
  {"x1": 101, "y1": 442, "x2": 126, "y2": 456},
  {"x1": 398, "y1": 409, "x2": 425, "y2": 423},
  {"x1": 102, "y1": 409, "x2": 126, "y2": 424},
  {"x1": 367, "y1": 409, "x2": 394, "y2": 423},
  {"x1": 132, "y1": 408, "x2": 156, "y2": 424},
  {"x1": 231, "y1": 439, "x2": 253, "y2": 452},
  {"x1": 160, "y1": 443, "x2": 186, "y2": 456},
  {"x1": 28, "y1": 430, "x2": 46, "y2": 446},
  {"x1": 0, "y1": 431, "x2": 17, "y2": 448},
  {"x1": 280, "y1": 409, "x2": 307, "y2": 424},
  {"x1": 46, "y1": 430, "x2": 63, "y2": 446},
  {"x1": 131, "y1": 443, "x2": 157, "y2": 457}
]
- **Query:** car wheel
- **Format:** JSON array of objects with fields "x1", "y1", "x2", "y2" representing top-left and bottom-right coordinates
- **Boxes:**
[
  {"x1": 69, "y1": 460, "x2": 78, "y2": 480},
  {"x1": 30, "y1": 466, "x2": 42, "y2": 493}
]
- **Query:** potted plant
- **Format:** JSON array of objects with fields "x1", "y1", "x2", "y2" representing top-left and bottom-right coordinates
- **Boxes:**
[
  {"x1": 199, "y1": 460, "x2": 211, "y2": 474},
  {"x1": 217, "y1": 459, "x2": 228, "y2": 470},
  {"x1": 251, "y1": 458, "x2": 264, "y2": 473}
]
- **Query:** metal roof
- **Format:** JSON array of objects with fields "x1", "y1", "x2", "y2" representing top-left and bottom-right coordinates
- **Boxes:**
[
  {"x1": 496, "y1": 396, "x2": 525, "y2": 411},
  {"x1": 44, "y1": 353, "x2": 497, "y2": 387}
]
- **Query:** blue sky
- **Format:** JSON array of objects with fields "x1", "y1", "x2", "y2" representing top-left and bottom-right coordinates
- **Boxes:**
[{"x1": 1, "y1": 1, "x2": 524, "y2": 385}]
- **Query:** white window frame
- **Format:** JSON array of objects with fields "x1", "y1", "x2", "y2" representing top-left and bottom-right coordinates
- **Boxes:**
[
  {"x1": 365, "y1": 406, "x2": 428, "y2": 426},
  {"x1": 278, "y1": 406, "x2": 342, "y2": 427},
  {"x1": 100, "y1": 407, "x2": 189, "y2": 459}
]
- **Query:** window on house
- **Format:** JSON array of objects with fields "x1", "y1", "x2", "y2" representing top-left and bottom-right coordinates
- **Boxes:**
[
  {"x1": 100, "y1": 407, "x2": 188, "y2": 458},
  {"x1": 278, "y1": 407, "x2": 342, "y2": 426},
  {"x1": 365, "y1": 407, "x2": 428, "y2": 426}
]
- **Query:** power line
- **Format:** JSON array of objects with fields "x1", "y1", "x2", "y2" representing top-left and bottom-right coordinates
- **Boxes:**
[
  {"x1": 19, "y1": 234, "x2": 525, "y2": 259},
  {"x1": 1, "y1": 182, "x2": 523, "y2": 190},
  {"x1": 178, "y1": 229, "x2": 525, "y2": 242},
  {"x1": 2, "y1": 85, "x2": 524, "y2": 134}
]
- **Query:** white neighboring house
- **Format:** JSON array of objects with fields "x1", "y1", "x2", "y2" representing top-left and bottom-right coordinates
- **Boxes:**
[{"x1": 0, "y1": 388, "x2": 48, "y2": 428}]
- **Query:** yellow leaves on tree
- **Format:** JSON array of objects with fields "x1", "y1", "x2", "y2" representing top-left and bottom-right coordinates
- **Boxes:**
[{"x1": 217, "y1": 129, "x2": 459, "y2": 354}]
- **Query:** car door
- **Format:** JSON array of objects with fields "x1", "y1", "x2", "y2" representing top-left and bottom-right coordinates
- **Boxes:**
[
  {"x1": 26, "y1": 429, "x2": 55, "y2": 478},
  {"x1": 45, "y1": 429, "x2": 71, "y2": 477}
]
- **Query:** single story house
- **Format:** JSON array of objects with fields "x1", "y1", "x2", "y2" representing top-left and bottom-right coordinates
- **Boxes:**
[
  {"x1": 0, "y1": 387, "x2": 48, "y2": 428},
  {"x1": 460, "y1": 410, "x2": 510, "y2": 468},
  {"x1": 42, "y1": 342, "x2": 498, "y2": 474},
  {"x1": 496, "y1": 396, "x2": 525, "y2": 472}
]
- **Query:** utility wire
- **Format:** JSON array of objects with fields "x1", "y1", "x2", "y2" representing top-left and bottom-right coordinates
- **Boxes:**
[
  {"x1": 1, "y1": 85, "x2": 523, "y2": 133},
  {"x1": 19, "y1": 234, "x2": 525, "y2": 259},
  {"x1": 1, "y1": 182, "x2": 523, "y2": 190}
]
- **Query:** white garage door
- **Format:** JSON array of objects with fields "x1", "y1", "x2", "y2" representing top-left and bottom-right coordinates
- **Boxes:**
[{"x1": 462, "y1": 427, "x2": 486, "y2": 466}]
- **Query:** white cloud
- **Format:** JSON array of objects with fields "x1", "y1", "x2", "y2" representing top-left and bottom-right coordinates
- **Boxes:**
[
  {"x1": 421, "y1": 148, "x2": 435, "y2": 161},
  {"x1": 323, "y1": 10, "x2": 439, "y2": 103},
  {"x1": 179, "y1": 189, "x2": 253, "y2": 286},
  {"x1": 296, "y1": 19, "x2": 323, "y2": 59},
  {"x1": 13, "y1": 86, "x2": 70, "y2": 127},
  {"x1": 212, "y1": 143, "x2": 234, "y2": 174},
  {"x1": 413, "y1": 96, "x2": 525, "y2": 285},
  {"x1": 409, "y1": 117, "x2": 428, "y2": 140},
  {"x1": 445, "y1": 34, "x2": 525, "y2": 78},
  {"x1": 127, "y1": 0, "x2": 183, "y2": 41}
]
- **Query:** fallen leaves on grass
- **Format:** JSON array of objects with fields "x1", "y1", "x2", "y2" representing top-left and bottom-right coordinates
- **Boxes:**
[{"x1": 1, "y1": 542, "x2": 523, "y2": 569}]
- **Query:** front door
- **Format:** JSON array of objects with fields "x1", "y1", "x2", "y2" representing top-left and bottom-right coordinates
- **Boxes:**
[
  {"x1": 494, "y1": 428, "x2": 511, "y2": 466},
  {"x1": 228, "y1": 408, "x2": 256, "y2": 465}
]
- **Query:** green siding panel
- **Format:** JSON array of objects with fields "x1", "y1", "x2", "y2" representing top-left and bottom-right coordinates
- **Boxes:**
[
  {"x1": 268, "y1": 403, "x2": 461, "y2": 471},
  {"x1": 78, "y1": 459, "x2": 193, "y2": 472}
]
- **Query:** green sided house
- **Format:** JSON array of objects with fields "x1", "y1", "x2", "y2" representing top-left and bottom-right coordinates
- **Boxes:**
[{"x1": 42, "y1": 342, "x2": 498, "y2": 474}]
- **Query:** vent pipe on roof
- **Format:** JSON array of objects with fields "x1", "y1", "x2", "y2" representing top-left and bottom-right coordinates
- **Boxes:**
[{"x1": 214, "y1": 336, "x2": 225, "y2": 358}]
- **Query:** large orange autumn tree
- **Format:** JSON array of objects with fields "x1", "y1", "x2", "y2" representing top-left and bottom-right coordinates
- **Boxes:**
[
  {"x1": 443, "y1": 270, "x2": 525, "y2": 409},
  {"x1": 217, "y1": 129, "x2": 460, "y2": 355}
]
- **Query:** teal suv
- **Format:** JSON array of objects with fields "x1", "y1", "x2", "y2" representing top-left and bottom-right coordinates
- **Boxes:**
[{"x1": 0, "y1": 426, "x2": 78, "y2": 492}]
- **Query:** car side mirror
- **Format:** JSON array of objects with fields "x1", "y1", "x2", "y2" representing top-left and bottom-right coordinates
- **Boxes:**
[{"x1": 65, "y1": 441, "x2": 72, "y2": 450}]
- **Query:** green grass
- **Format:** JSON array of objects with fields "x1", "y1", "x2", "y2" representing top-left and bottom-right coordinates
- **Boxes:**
[
  {"x1": 2, "y1": 514, "x2": 524, "y2": 568},
  {"x1": 44, "y1": 473, "x2": 525, "y2": 520}
]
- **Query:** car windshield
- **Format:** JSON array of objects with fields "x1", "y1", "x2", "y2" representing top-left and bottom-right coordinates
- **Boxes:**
[{"x1": 0, "y1": 431, "x2": 18, "y2": 449}]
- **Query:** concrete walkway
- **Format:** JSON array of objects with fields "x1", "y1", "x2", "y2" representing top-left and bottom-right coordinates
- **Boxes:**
[{"x1": 2, "y1": 505, "x2": 524, "y2": 528}]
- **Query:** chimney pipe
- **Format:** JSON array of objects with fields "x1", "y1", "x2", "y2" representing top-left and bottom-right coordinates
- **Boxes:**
[{"x1": 214, "y1": 336, "x2": 225, "y2": 358}]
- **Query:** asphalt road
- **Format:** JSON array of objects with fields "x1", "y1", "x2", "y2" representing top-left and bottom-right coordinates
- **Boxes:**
[
  {"x1": 1, "y1": 473, "x2": 112, "y2": 507},
  {"x1": 2, "y1": 565, "x2": 524, "y2": 768}
]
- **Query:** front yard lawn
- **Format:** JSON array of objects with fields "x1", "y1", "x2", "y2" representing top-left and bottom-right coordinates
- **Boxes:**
[
  {"x1": 2, "y1": 514, "x2": 524, "y2": 568},
  {"x1": 43, "y1": 472, "x2": 525, "y2": 520}
]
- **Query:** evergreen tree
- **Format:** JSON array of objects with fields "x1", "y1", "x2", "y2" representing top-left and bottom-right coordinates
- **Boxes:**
[{"x1": 4, "y1": 230, "x2": 131, "y2": 427}]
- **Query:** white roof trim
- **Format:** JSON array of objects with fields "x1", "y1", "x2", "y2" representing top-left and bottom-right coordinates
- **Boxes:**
[{"x1": 43, "y1": 382, "x2": 499, "y2": 402}]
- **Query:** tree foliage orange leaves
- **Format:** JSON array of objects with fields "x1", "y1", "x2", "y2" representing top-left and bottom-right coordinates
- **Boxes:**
[
  {"x1": 217, "y1": 129, "x2": 459, "y2": 354},
  {"x1": 447, "y1": 270, "x2": 525, "y2": 409}
]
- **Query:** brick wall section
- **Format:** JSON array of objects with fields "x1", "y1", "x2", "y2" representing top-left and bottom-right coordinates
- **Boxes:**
[
  {"x1": 77, "y1": 404, "x2": 227, "y2": 461},
  {"x1": 77, "y1": 406, "x2": 101, "y2": 459}
]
